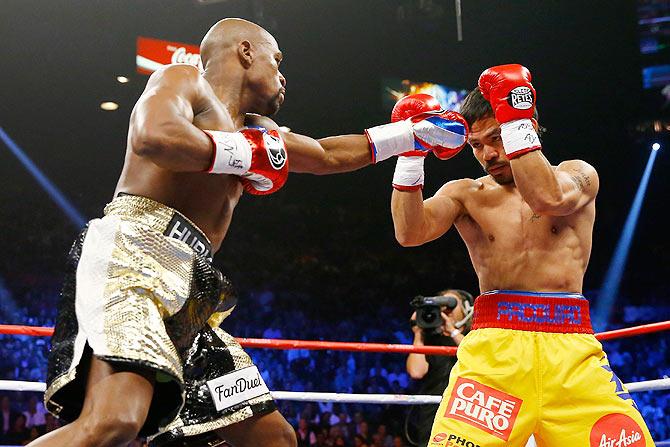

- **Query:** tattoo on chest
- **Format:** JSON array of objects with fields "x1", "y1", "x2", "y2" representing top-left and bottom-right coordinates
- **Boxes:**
[{"x1": 530, "y1": 213, "x2": 541, "y2": 222}]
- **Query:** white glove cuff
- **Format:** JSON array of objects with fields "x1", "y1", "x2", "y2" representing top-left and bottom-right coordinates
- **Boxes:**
[
  {"x1": 500, "y1": 119, "x2": 541, "y2": 158},
  {"x1": 204, "y1": 130, "x2": 253, "y2": 174},
  {"x1": 366, "y1": 120, "x2": 414, "y2": 163},
  {"x1": 392, "y1": 156, "x2": 425, "y2": 191}
]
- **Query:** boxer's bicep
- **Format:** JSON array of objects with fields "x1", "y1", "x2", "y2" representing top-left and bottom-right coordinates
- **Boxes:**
[
  {"x1": 129, "y1": 66, "x2": 213, "y2": 171},
  {"x1": 422, "y1": 184, "x2": 466, "y2": 242}
]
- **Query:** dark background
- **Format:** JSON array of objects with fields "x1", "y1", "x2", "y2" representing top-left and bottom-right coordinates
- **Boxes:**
[{"x1": 0, "y1": 0, "x2": 667, "y2": 312}]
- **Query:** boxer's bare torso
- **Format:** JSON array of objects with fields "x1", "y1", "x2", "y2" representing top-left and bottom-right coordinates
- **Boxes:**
[
  {"x1": 392, "y1": 110, "x2": 599, "y2": 294},
  {"x1": 116, "y1": 66, "x2": 243, "y2": 251},
  {"x1": 448, "y1": 173, "x2": 594, "y2": 293}
]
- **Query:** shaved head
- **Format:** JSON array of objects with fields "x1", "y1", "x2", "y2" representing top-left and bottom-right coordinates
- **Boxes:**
[
  {"x1": 200, "y1": 18, "x2": 286, "y2": 116},
  {"x1": 200, "y1": 18, "x2": 276, "y2": 68}
]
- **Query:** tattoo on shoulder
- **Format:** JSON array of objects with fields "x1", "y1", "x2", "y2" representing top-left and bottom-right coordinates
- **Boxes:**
[{"x1": 570, "y1": 168, "x2": 591, "y2": 192}]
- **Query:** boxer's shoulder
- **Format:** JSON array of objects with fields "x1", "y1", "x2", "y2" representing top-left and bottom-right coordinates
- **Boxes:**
[
  {"x1": 435, "y1": 177, "x2": 482, "y2": 200},
  {"x1": 145, "y1": 64, "x2": 209, "y2": 98},
  {"x1": 557, "y1": 159, "x2": 600, "y2": 195},
  {"x1": 149, "y1": 63, "x2": 202, "y2": 84},
  {"x1": 556, "y1": 159, "x2": 597, "y2": 175}
]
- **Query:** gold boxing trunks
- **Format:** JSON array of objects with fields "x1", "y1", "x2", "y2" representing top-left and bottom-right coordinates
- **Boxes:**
[{"x1": 45, "y1": 194, "x2": 237, "y2": 436}]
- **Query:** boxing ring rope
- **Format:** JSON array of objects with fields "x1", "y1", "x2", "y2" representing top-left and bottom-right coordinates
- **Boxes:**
[
  {"x1": 1, "y1": 319, "x2": 669, "y2": 354},
  {"x1": 1, "y1": 379, "x2": 669, "y2": 403},
  {"x1": 1, "y1": 321, "x2": 669, "y2": 398}
]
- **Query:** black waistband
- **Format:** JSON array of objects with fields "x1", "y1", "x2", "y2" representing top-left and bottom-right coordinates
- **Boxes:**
[{"x1": 116, "y1": 192, "x2": 212, "y2": 260}]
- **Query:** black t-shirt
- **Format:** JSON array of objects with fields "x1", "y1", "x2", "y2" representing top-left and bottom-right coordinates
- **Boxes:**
[{"x1": 408, "y1": 332, "x2": 458, "y2": 447}]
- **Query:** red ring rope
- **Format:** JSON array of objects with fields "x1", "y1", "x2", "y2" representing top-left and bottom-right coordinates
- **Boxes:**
[{"x1": 1, "y1": 320, "x2": 668, "y2": 355}]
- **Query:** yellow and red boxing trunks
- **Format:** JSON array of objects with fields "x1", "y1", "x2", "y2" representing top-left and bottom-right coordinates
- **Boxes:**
[{"x1": 429, "y1": 290, "x2": 656, "y2": 447}]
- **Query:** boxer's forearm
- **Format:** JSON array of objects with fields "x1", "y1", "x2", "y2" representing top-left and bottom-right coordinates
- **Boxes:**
[
  {"x1": 391, "y1": 190, "x2": 429, "y2": 246},
  {"x1": 285, "y1": 133, "x2": 371, "y2": 174},
  {"x1": 509, "y1": 151, "x2": 564, "y2": 213}
]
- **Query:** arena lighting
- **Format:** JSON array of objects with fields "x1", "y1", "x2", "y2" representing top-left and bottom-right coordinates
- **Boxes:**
[
  {"x1": 0, "y1": 127, "x2": 87, "y2": 228},
  {"x1": 100, "y1": 101, "x2": 119, "y2": 111},
  {"x1": 593, "y1": 145, "x2": 660, "y2": 331},
  {"x1": 116, "y1": 76, "x2": 129, "y2": 83}
]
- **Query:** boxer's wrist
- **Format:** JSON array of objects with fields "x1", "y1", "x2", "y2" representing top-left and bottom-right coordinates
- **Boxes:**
[
  {"x1": 366, "y1": 121, "x2": 414, "y2": 163},
  {"x1": 203, "y1": 130, "x2": 253, "y2": 174},
  {"x1": 500, "y1": 119, "x2": 541, "y2": 159},
  {"x1": 449, "y1": 328, "x2": 461, "y2": 338},
  {"x1": 392, "y1": 156, "x2": 425, "y2": 191}
]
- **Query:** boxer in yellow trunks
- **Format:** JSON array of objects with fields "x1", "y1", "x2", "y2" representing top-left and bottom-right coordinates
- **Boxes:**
[{"x1": 388, "y1": 65, "x2": 655, "y2": 446}]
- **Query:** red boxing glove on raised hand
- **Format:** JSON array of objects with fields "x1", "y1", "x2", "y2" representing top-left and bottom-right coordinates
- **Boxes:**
[
  {"x1": 391, "y1": 93, "x2": 441, "y2": 158},
  {"x1": 383, "y1": 94, "x2": 467, "y2": 190},
  {"x1": 478, "y1": 64, "x2": 541, "y2": 158},
  {"x1": 478, "y1": 64, "x2": 536, "y2": 123},
  {"x1": 389, "y1": 94, "x2": 436, "y2": 190},
  {"x1": 390, "y1": 94, "x2": 468, "y2": 160}
]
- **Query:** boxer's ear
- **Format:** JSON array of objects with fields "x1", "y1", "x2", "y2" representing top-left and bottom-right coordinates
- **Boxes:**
[{"x1": 238, "y1": 40, "x2": 253, "y2": 68}]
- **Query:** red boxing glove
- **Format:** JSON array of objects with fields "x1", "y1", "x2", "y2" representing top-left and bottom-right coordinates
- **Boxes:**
[
  {"x1": 478, "y1": 64, "x2": 541, "y2": 159},
  {"x1": 391, "y1": 93, "x2": 442, "y2": 122},
  {"x1": 391, "y1": 93, "x2": 441, "y2": 158},
  {"x1": 239, "y1": 128, "x2": 288, "y2": 195},
  {"x1": 478, "y1": 64, "x2": 536, "y2": 123},
  {"x1": 204, "y1": 128, "x2": 288, "y2": 195},
  {"x1": 386, "y1": 94, "x2": 468, "y2": 190},
  {"x1": 429, "y1": 111, "x2": 469, "y2": 160}
]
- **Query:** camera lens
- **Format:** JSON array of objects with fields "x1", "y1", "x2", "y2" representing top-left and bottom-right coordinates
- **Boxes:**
[{"x1": 423, "y1": 309, "x2": 437, "y2": 323}]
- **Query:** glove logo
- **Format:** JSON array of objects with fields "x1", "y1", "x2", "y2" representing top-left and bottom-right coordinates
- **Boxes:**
[
  {"x1": 507, "y1": 86, "x2": 534, "y2": 110},
  {"x1": 263, "y1": 132, "x2": 287, "y2": 170}
]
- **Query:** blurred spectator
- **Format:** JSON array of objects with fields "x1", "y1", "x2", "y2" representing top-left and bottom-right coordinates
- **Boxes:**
[
  {"x1": 4, "y1": 413, "x2": 29, "y2": 445},
  {"x1": 354, "y1": 434, "x2": 369, "y2": 447},
  {"x1": 23, "y1": 395, "x2": 47, "y2": 430},
  {"x1": 296, "y1": 417, "x2": 316, "y2": 447},
  {"x1": 1, "y1": 395, "x2": 20, "y2": 442}
]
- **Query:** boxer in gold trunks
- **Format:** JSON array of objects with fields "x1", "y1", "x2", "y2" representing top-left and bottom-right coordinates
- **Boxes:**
[
  {"x1": 30, "y1": 18, "x2": 468, "y2": 447},
  {"x1": 388, "y1": 65, "x2": 655, "y2": 446}
]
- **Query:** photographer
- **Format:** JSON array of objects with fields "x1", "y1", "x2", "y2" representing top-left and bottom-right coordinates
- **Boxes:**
[{"x1": 404, "y1": 289, "x2": 474, "y2": 447}]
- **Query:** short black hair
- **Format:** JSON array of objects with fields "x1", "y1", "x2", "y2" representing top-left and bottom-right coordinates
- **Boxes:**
[{"x1": 460, "y1": 87, "x2": 545, "y2": 137}]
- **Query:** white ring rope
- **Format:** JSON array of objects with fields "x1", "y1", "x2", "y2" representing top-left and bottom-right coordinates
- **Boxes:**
[{"x1": 1, "y1": 378, "x2": 668, "y2": 404}]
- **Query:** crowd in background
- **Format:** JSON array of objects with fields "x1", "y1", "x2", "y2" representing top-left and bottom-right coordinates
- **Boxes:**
[{"x1": 0, "y1": 279, "x2": 668, "y2": 445}]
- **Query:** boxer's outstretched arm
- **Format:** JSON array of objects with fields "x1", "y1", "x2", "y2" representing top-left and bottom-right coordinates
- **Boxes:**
[
  {"x1": 286, "y1": 133, "x2": 372, "y2": 174},
  {"x1": 391, "y1": 180, "x2": 467, "y2": 247},
  {"x1": 129, "y1": 65, "x2": 214, "y2": 172},
  {"x1": 244, "y1": 115, "x2": 372, "y2": 174},
  {"x1": 510, "y1": 155, "x2": 599, "y2": 216}
]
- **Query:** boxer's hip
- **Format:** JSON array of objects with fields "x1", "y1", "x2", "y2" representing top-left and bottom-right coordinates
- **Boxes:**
[{"x1": 45, "y1": 194, "x2": 236, "y2": 436}]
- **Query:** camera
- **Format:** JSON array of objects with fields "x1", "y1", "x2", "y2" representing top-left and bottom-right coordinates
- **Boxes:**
[{"x1": 410, "y1": 295, "x2": 458, "y2": 330}]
